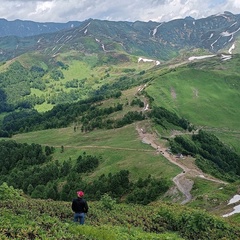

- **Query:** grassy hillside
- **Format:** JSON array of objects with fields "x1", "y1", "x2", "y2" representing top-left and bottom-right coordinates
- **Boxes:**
[
  {"x1": 145, "y1": 55, "x2": 240, "y2": 153},
  {"x1": 0, "y1": 50, "x2": 153, "y2": 112},
  {"x1": 12, "y1": 123, "x2": 181, "y2": 182},
  {"x1": 9, "y1": 89, "x2": 239, "y2": 213},
  {"x1": 0, "y1": 48, "x2": 240, "y2": 228}
]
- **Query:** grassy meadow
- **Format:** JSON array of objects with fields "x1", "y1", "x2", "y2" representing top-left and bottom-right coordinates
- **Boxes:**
[
  {"x1": 146, "y1": 66, "x2": 240, "y2": 130},
  {"x1": 12, "y1": 123, "x2": 181, "y2": 182},
  {"x1": 27, "y1": 51, "x2": 155, "y2": 112},
  {"x1": 145, "y1": 57, "x2": 240, "y2": 154}
]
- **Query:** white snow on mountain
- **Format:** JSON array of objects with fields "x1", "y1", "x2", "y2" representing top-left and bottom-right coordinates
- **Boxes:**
[
  {"x1": 230, "y1": 22, "x2": 237, "y2": 28},
  {"x1": 152, "y1": 23, "x2": 162, "y2": 37},
  {"x1": 223, "y1": 205, "x2": 240, "y2": 217},
  {"x1": 223, "y1": 195, "x2": 240, "y2": 217},
  {"x1": 228, "y1": 43, "x2": 235, "y2": 54},
  {"x1": 208, "y1": 33, "x2": 214, "y2": 39},
  {"x1": 138, "y1": 57, "x2": 160, "y2": 65},
  {"x1": 188, "y1": 55, "x2": 215, "y2": 61},
  {"x1": 221, "y1": 27, "x2": 240, "y2": 41},
  {"x1": 221, "y1": 54, "x2": 232, "y2": 61},
  {"x1": 211, "y1": 36, "x2": 220, "y2": 50},
  {"x1": 221, "y1": 31, "x2": 232, "y2": 37}
]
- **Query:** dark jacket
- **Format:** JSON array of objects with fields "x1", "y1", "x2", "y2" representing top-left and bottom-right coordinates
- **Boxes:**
[{"x1": 72, "y1": 197, "x2": 88, "y2": 213}]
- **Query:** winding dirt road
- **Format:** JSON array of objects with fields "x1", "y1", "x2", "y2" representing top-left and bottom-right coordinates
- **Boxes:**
[{"x1": 136, "y1": 124, "x2": 227, "y2": 204}]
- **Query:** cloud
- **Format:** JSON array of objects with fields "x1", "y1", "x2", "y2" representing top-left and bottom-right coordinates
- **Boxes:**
[{"x1": 0, "y1": 0, "x2": 239, "y2": 23}]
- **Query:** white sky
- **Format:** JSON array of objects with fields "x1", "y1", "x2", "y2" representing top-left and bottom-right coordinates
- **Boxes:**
[{"x1": 1, "y1": 0, "x2": 240, "y2": 23}]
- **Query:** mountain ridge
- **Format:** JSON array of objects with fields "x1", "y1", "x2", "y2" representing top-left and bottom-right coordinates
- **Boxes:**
[
  {"x1": 0, "y1": 12, "x2": 239, "y2": 62},
  {"x1": 0, "y1": 18, "x2": 82, "y2": 37}
]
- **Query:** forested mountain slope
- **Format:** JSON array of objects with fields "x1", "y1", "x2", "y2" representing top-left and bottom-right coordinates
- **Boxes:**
[
  {"x1": 0, "y1": 12, "x2": 240, "y2": 61},
  {"x1": 0, "y1": 12, "x2": 240, "y2": 239}
]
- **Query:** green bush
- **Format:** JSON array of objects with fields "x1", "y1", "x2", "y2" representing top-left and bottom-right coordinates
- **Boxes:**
[{"x1": 0, "y1": 182, "x2": 23, "y2": 200}]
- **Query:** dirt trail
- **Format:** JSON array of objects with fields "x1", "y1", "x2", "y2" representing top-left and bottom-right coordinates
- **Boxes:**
[{"x1": 136, "y1": 124, "x2": 227, "y2": 204}]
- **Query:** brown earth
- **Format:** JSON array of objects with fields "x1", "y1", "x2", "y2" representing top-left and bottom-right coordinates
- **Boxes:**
[{"x1": 136, "y1": 123, "x2": 227, "y2": 204}]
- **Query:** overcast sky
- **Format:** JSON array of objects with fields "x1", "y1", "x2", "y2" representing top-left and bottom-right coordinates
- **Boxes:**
[{"x1": 1, "y1": 0, "x2": 240, "y2": 23}]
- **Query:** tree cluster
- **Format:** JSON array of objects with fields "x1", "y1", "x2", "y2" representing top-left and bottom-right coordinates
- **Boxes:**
[
  {"x1": 149, "y1": 106, "x2": 191, "y2": 130},
  {"x1": 169, "y1": 130, "x2": 240, "y2": 181},
  {"x1": 0, "y1": 95, "x2": 104, "y2": 136},
  {"x1": 130, "y1": 98, "x2": 144, "y2": 108},
  {"x1": 0, "y1": 141, "x2": 169, "y2": 204}
]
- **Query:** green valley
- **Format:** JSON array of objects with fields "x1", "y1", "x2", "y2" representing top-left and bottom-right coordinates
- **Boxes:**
[{"x1": 0, "y1": 14, "x2": 240, "y2": 239}]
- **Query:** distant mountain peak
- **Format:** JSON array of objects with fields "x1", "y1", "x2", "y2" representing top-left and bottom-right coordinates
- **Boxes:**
[
  {"x1": 0, "y1": 18, "x2": 82, "y2": 38},
  {"x1": 0, "y1": 13, "x2": 239, "y2": 62}
]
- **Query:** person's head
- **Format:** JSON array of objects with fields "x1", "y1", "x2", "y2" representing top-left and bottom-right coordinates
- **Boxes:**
[{"x1": 77, "y1": 190, "x2": 84, "y2": 198}]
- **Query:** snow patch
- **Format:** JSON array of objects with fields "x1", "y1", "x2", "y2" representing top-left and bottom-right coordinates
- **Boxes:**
[
  {"x1": 101, "y1": 44, "x2": 106, "y2": 51},
  {"x1": 221, "y1": 31, "x2": 232, "y2": 37},
  {"x1": 228, "y1": 43, "x2": 235, "y2": 54},
  {"x1": 79, "y1": 22, "x2": 91, "y2": 33},
  {"x1": 222, "y1": 195, "x2": 240, "y2": 217},
  {"x1": 221, "y1": 28, "x2": 240, "y2": 41},
  {"x1": 138, "y1": 57, "x2": 160, "y2": 65},
  {"x1": 188, "y1": 55, "x2": 215, "y2": 61},
  {"x1": 211, "y1": 36, "x2": 220, "y2": 50},
  {"x1": 209, "y1": 33, "x2": 214, "y2": 39},
  {"x1": 215, "y1": 13, "x2": 228, "y2": 19},
  {"x1": 228, "y1": 195, "x2": 240, "y2": 205},
  {"x1": 152, "y1": 24, "x2": 162, "y2": 37},
  {"x1": 84, "y1": 28, "x2": 88, "y2": 34},
  {"x1": 230, "y1": 22, "x2": 237, "y2": 28},
  {"x1": 223, "y1": 205, "x2": 240, "y2": 217},
  {"x1": 221, "y1": 54, "x2": 232, "y2": 61}
]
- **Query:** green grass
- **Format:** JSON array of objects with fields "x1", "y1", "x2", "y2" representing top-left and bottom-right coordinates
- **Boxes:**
[
  {"x1": 12, "y1": 124, "x2": 181, "y2": 181},
  {"x1": 145, "y1": 60, "x2": 240, "y2": 154},
  {"x1": 188, "y1": 177, "x2": 238, "y2": 210},
  {"x1": 210, "y1": 130, "x2": 240, "y2": 154},
  {"x1": 62, "y1": 60, "x2": 91, "y2": 81},
  {"x1": 147, "y1": 67, "x2": 240, "y2": 130}
]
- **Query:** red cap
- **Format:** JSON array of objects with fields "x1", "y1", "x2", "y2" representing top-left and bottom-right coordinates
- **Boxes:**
[{"x1": 77, "y1": 191, "x2": 84, "y2": 197}]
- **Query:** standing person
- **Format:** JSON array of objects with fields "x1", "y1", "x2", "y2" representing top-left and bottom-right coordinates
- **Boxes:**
[{"x1": 72, "y1": 190, "x2": 88, "y2": 225}]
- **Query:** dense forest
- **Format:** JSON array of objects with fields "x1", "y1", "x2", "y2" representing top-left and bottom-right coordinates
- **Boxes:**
[{"x1": 0, "y1": 90, "x2": 191, "y2": 137}]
